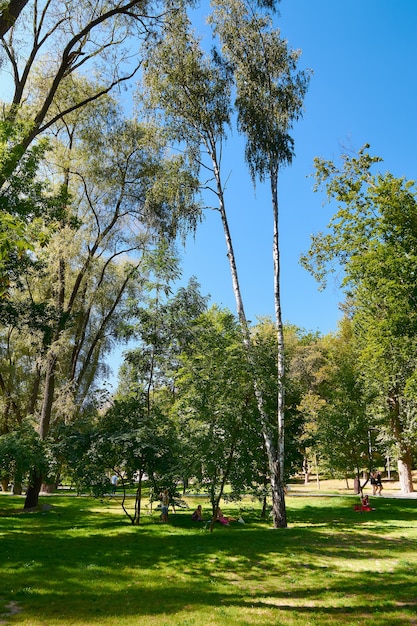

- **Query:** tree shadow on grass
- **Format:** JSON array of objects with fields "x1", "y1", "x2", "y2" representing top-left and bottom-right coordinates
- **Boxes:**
[
  {"x1": 2, "y1": 496, "x2": 417, "y2": 624},
  {"x1": 5, "y1": 561, "x2": 417, "y2": 625}
]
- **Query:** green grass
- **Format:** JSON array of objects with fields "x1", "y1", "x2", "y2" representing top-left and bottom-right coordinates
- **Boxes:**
[{"x1": 1, "y1": 493, "x2": 417, "y2": 625}]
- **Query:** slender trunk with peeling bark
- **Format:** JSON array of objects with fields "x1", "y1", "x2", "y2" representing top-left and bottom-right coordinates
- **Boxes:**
[
  {"x1": 270, "y1": 168, "x2": 287, "y2": 527},
  {"x1": 209, "y1": 140, "x2": 286, "y2": 528},
  {"x1": 271, "y1": 168, "x2": 285, "y2": 483}
]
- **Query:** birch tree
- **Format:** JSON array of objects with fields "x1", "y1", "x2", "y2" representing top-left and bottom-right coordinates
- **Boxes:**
[
  {"x1": 210, "y1": 0, "x2": 309, "y2": 523},
  {"x1": 139, "y1": 8, "x2": 288, "y2": 527}
]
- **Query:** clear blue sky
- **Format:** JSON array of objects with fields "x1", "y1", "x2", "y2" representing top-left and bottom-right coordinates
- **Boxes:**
[{"x1": 175, "y1": 0, "x2": 417, "y2": 336}]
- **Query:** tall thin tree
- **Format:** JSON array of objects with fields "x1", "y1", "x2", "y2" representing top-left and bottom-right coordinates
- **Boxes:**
[
  {"x1": 140, "y1": 7, "x2": 290, "y2": 527},
  {"x1": 211, "y1": 0, "x2": 310, "y2": 524}
]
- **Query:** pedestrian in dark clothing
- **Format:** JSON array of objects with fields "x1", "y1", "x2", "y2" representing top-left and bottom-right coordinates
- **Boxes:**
[
  {"x1": 376, "y1": 471, "x2": 383, "y2": 495},
  {"x1": 370, "y1": 471, "x2": 377, "y2": 495}
]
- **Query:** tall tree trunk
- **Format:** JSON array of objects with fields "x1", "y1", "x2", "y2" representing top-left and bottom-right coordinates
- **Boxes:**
[
  {"x1": 303, "y1": 456, "x2": 310, "y2": 484},
  {"x1": 23, "y1": 354, "x2": 57, "y2": 510},
  {"x1": 398, "y1": 453, "x2": 414, "y2": 493},
  {"x1": 26, "y1": 364, "x2": 42, "y2": 416},
  {"x1": 271, "y1": 168, "x2": 285, "y2": 483},
  {"x1": 39, "y1": 353, "x2": 57, "y2": 440},
  {"x1": 260, "y1": 495, "x2": 267, "y2": 518},
  {"x1": 23, "y1": 260, "x2": 63, "y2": 510},
  {"x1": 212, "y1": 149, "x2": 286, "y2": 527},
  {"x1": 389, "y1": 395, "x2": 414, "y2": 494}
]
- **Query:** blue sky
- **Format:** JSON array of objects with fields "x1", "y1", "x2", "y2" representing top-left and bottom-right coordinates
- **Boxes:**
[{"x1": 175, "y1": 0, "x2": 417, "y2": 336}]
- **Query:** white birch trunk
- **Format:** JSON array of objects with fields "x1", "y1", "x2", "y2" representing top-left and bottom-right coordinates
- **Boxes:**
[
  {"x1": 271, "y1": 168, "x2": 285, "y2": 482},
  {"x1": 210, "y1": 143, "x2": 286, "y2": 527}
]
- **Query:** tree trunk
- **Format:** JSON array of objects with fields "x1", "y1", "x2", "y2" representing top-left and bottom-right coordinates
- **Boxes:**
[
  {"x1": 1, "y1": 477, "x2": 9, "y2": 492},
  {"x1": 260, "y1": 495, "x2": 267, "y2": 518},
  {"x1": 39, "y1": 353, "x2": 57, "y2": 440},
  {"x1": 29, "y1": 259, "x2": 64, "y2": 508},
  {"x1": 389, "y1": 394, "x2": 414, "y2": 493},
  {"x1": 24, "y1": 469, "x2": 43, "y2": 509},
  {"x1": 212, "y1": 151, "x2": 286, "y2": 528},
  {"x1": 272, "y1": 476, "x2": 287, "y2": 528},
  {"x1": 134, "y1": 470, "x2": 143, "y2": 525},
  {"x1": 398, "y1": 455, "x2": 414, "y2": 493},
  {"x1": 209, "y1": 440, "x2": 236, "y2": 532},
  {"x1": 303, "y1": 456, "x2": 310, "y2": 484},
  {"x1": 270, "y1": 167, "x2": 287, "y2": 527},
  {"x1": 23, "y1": 354, "x2": 57, "y2": 509}
]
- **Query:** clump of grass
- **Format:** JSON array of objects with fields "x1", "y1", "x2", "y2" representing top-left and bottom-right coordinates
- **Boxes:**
[{"x1": 1, "y1": 493, "x2": 417, "y2": 625}]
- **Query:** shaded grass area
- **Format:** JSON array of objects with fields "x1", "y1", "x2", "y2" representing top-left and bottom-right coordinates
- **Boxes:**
[{"x1": 1, "y1": 494, "x2": 417, "y2": 625}]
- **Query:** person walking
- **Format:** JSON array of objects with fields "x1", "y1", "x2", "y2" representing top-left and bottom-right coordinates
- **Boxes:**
[
  {"x1": 376, "y1": 471, "x2": 383, "y2": 495},
  {"x1": 370, "y1": 471, "x2": 377, "y2": 495}
]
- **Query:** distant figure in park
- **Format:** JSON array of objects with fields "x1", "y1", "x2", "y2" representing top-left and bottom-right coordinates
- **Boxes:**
[
  {"x1": 191, "y1": 505, "x2": 204, "y2": 521},
  {"x1": 160, "y1": 489, "x2": 170, "y2": 522},
  {"x1": 111, "y1": 474, "x2": 118, "y2": 494},
  {"x1": 360, "y1": 495, "x2": 372, "y2": 511},
  {"x1": 370, "y1": 471, "x2": 378, "y2": 495},
  {"x1": 376, "y1": 471, "x2": 383, "y2": 495},
  {"x1": 215, "y1": 507, "x2": 237, "y2": 526},
  {"x1": 354, "y1": 494, "x2": 375, "y2": 513}
]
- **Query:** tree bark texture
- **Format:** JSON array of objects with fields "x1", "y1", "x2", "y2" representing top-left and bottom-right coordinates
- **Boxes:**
[{"x1": 271, "y1": 169, "x2": 285, "y2": 482}]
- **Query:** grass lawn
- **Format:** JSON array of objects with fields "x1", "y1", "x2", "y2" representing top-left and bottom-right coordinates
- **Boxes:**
[{"x1": 1, "y1": 492, "x2": 417, "y2": 625}]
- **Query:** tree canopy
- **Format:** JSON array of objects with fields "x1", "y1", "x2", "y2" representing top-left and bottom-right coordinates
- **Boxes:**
[{"x1": 302, "y1": 145, "x2": 417, "y2": 491}]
